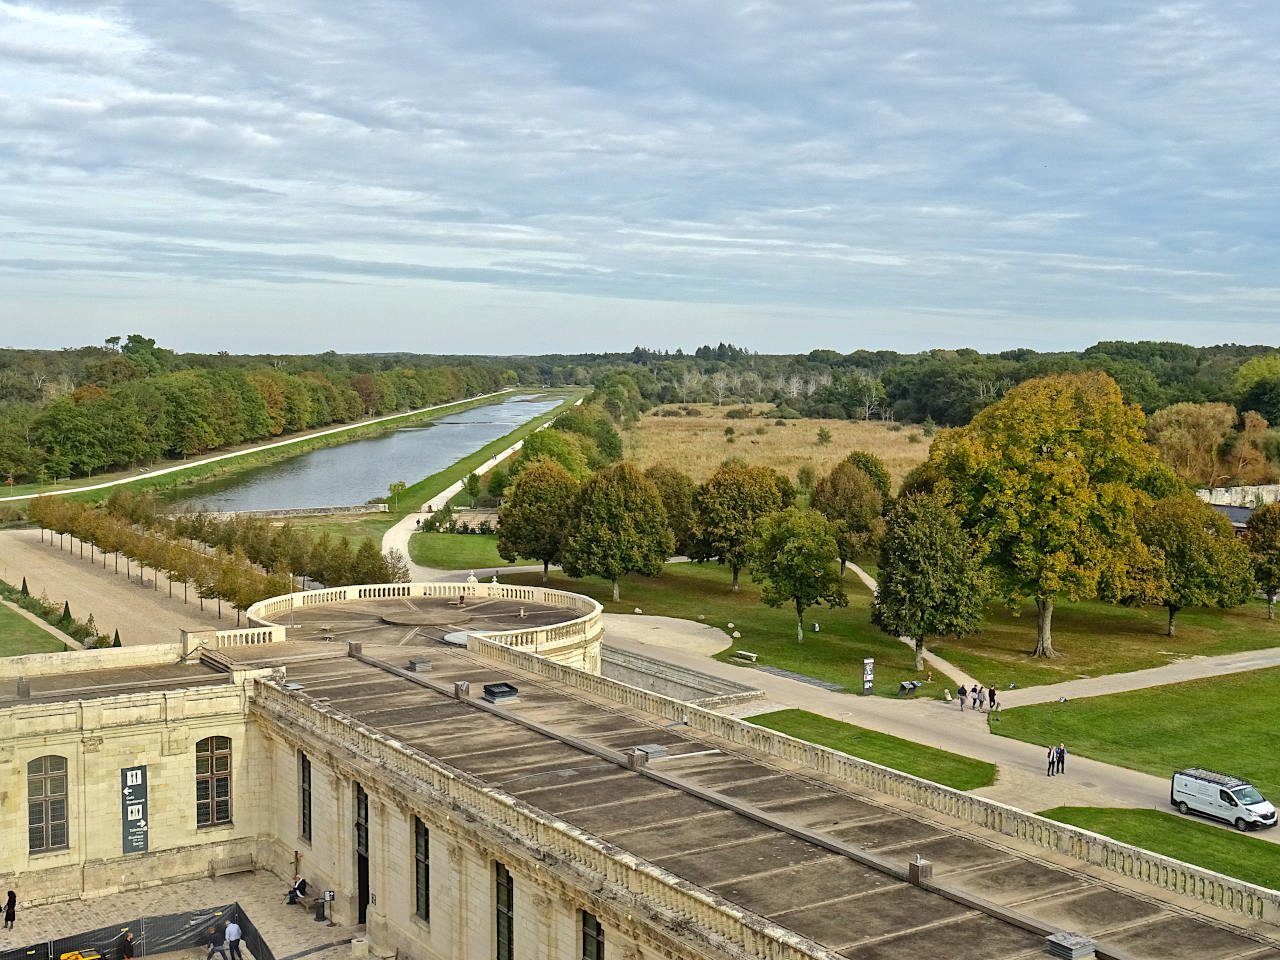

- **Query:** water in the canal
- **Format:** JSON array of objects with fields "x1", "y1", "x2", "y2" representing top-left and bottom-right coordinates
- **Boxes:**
[{"x1": 167, "y1": 393, "x2": 563, "y2": 513}]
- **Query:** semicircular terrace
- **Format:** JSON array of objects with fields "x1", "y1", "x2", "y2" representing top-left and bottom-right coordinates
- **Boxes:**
[{"x1": 241, "y1": 581, "x2": 604, "y2": 671}]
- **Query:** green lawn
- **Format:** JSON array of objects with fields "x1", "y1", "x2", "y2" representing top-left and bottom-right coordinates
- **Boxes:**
[
  {"x1": 0, "y1": 603, "x2": 67, "y2": 656},
  {"x1": 931, "y1": 597, "x2": 1280, "y2": 690},
  {"x1": 993, "y1": 667, "x2": 1280, "y2": 800},
  {"x1": 409, "y1": 532, "x2": 532, "y2": 570},
  {"x1": 749, "y1": 709, "x2": 996, "y2": 790},
  {"x1": 505, "y1": 563, "x2": 948, "y2": 698},
  {"x1": 288, "y1": 513, "x2": 394, "y2": 549},
  {"x1": 1040, "y1": 807, "x2": 1280, "y2": 890}
]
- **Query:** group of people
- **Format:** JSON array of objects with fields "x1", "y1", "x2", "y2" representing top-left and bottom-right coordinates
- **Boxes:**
[
  {"x1": 956, "y1": 683, "x2": 998, "y2": 712},
  {"x1": 1047, "y1": 743, "x2": 1069, "y2": 776},
  {"x1": 204, "y1": 919, "x2": 243, "y2": 960}
]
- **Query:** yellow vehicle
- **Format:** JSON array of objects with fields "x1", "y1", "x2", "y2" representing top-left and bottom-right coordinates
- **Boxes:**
[{"x1": 60, "y1": 951, "x2": 103, "y2": 960}]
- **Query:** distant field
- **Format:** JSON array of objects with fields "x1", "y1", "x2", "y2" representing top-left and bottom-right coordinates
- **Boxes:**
[{"x1": 624, "y1": 404, "x2": 930, "y2": 488}]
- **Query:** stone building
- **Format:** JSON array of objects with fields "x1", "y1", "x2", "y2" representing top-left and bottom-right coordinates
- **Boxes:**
[{"x1": 2, "y1": 582, "x2": 1279, "y2": 960}]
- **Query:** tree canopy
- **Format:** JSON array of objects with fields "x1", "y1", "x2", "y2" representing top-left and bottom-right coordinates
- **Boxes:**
[
  {"x1": 692, "y1": 461, "x2": 790, "y2": 591},
  {"x1": 749, "y1": 507, "x2": 848, "y2": 643},
  {"x1": 930, "y1": 371, "x2": 1158, "y2": 657},
  {"x1": 497, "y1": 458, "x2": 579, "y2": 583},
  {"x1": 809, "y1": 461, "x2": 884, "y2": 575},
  {"x1": 871, "y1": 494, "x2": 986, "y2": 670},
  {"x1": 561, "y1": 462, "x2": 673, "y2": 601},
  {"x1": 1245, "y1": 502, "x2": 1280, "y2": 620}
]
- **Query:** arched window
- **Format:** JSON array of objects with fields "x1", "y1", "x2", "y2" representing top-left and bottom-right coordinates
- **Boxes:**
[
  {"x1": 28, "y1": 755, "x2": 68, "y2": 852},
  {"x1": 195, "y1": 736, "x2": 232, "y2": 826}
]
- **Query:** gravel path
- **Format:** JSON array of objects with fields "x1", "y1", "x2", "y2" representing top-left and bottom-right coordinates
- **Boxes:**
[{"x1": 0, "y1": 527, "x2": 226, "y2": 646}]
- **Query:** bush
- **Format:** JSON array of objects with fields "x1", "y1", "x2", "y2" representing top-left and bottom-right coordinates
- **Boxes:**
[
  {"x1": 754, "y1": 424, "x2": 767, "y2": 435},
  {"x1": 774, "y1": 419, "x2": 787, "y2": 427},
  {"x1": 683, "y1": 407, "x2": 702, "y2": 417},
  {"x1": 658, "y1": 408, "x2": 683, "y2": 417},
  {"x1": 772, "y1": 405, "x2": 802, "y2": 420},
  {"x1": 724, "y1": 407, "x2": 753, "y2": 419},
  {"x1": 887, "y1": 422, "x2": 903, "y2": 432},
  {"x1": 908, "y1": 433, "x2": 923, "y2": 444},
  {"x1": 816, "y1": 427, "x2": 833, "y2": 446},
  {"x1": 922, "y1": 416, "x2": 937, "y2": 438},
  {"x1": 724, "y1": 426, "x2": 735, "y2": 437},
  {"x1": 812, "y1": 403, "x2": 846, "y2": 420},
  {"x1": 477, "y1": 520, "x2": 493, "y2": 535},
  {"x1": 456, "y1": 521, "x2": 471, "y2": 534}
]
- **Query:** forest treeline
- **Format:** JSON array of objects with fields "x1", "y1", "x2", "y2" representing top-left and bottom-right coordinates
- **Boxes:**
[
  {"x1": 9, "y1": 334, "x2": 1280, "y2": 485},
  {"x1": 0, "y1": 335, "x2": 510, "y2": 483}
]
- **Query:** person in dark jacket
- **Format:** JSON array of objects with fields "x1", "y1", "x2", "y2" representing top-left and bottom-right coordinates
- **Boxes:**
[
  {"x1": 957, "y1": 684, "x2": 967, "y2": 711},
  {"x1": 1046, "y1": 747, "x2": 1056, "y2": 777},
  {"x1": 120, "y1": 931, "x2": 135, "y2": 960},
  {"x1": 4, "y1": 890, "x2": 15, "y2": 930},
  {"x1": 1056, "y1": 743, "x2": 1067, "y2": 775},
  {"x1": 988, "y1": 685, "x2": 998, "y2": 711},
  {"x1": 204, "y1": 926, "x2": 228, "y2": 960}
]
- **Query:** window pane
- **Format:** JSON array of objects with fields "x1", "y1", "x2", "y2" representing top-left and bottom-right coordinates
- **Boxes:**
[
  {"x1": 196, "y1": 738, "x2": 211, "y2": 754},
  {"x1": 49, "y1": 798, "x2": 66, "y2": 821},
  {"x1": 215, "y1": 799, "x2": 231, "y2": 822},
  {"x1": 196, "y1": 757, "x2": 211, "y2": 775},
  {"x1": 213, "y1": 756, "x2": 230, "y2": 773},
  {"x1": 48, "y1": 756, "x2": 66, "y2": 773},
  {"x1": 30, "y1": 826, "x2": 45, "y2": 851},
  {"x1": 48, "y1": 776, "x2": 66, "y2": 797},
  {"x1": 29, "y1": 803, "x2": 45, "y2": 826},
  {"x1": 28, "y1": 757, "x2": 45, "y2": 775},
  {"x1": 214, "y1": 737, "x2": 229, "y2": 751},
  {"x1": 29, "y1": 779, "x2": 44, "y2": 798},
  {"x1": 50, "y1": 822, "x2": 67, "y2": 848},
  {"x1": 196, "y1": 780, "x2": 210, "y2": 802},
  {"x1": 197, "y1": 803, "x2": 211, "y2": 827},
  {"x1": 214, "y1": 777, "x2": 230, "y2": 799}
]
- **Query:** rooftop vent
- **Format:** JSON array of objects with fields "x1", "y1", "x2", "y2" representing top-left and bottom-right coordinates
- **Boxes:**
[
  {"x1": 1045, "y1": 932, "x2": 1096, "y2": 959},
  {"x1": 407, "y1": 657, "x2": 432, "y2": 673},
  {"x1": 482, "y1": 682, "x2": 519, "y2": 704}
]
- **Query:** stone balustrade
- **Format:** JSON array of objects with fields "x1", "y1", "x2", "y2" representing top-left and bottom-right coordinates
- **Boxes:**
[
  {"x1": 246, "y1": 581, "x2": 603, "y2": 660},
  {"x1": 252, "y1": 680, "x2": 841, "y2": 960},
  {"x1": 467, "y1": 636, "x2": 1280, "y2": 926}
]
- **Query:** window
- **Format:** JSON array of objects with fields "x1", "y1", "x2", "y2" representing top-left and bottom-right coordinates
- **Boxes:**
[
  {"x1": 413, "y1": 817, "x2": 429, "y2": 922},
  {"x1": 299, "y1": 751, "x2": 312, "y2": 842},
  {"x1": 495, "y1": 862, "x2": 514, "y2": 960},
  {"x1": 581, "y1": 911, "x2": 604, "y2": 960},
  {"x1": 28, "y1": 756, "x2": 68, "y2": 852},
  {"x1": 195, "y1": 736, "x2": 232, "y2": 826}
]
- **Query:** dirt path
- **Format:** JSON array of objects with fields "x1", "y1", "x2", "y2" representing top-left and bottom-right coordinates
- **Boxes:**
[{"x1": 0, "y1": 528, "x2": 227, "y2": 646}]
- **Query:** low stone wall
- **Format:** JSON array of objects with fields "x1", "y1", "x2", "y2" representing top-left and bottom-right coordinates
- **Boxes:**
[
  {"x1": 1198, "y1": 484, "x2": 1280, "y2": 507},
  {"x1": 188, "y1": 504, "x2": 388, "y2": 520},
  {"x1": 0, "y1": 642, "x2": 183, "y2": 678},
  {"x1": 601, "y1": 647, "x2": 763, "y2": 707},
  {"x1": 468, "y1": 636, "x2": 1280, "y2": 926}
]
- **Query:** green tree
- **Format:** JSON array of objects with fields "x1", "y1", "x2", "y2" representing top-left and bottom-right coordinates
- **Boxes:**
[
  {"x1": 353, "y1": 537, "x2": 390, "y2": 584},
  {"x1": 693, "y1": 461, "x2": 788, "y2": 591},
  {"x1": 1138, "y1": 496, "x2": 1253, "y2": 635},
  {"x1": 464, "y1": 473, "x2": 482, "y2": 503},
  {"x1": 388, "y1": 480, "x2": 407, "y2": 511},
  {"x1": 486, "y1": 467, "x2": 510, "y2": 500},
  {"x1": 809, "y1": 462, "x2": 884, "y2": 576},
  {"x1": 816, "y1": 427, "x2": 832, "y2": 446},
  {"x1": 930, "y1": 372, "x2": 1157, "y2": 658},
  {"x1": 561, "y1": 462, "x2": 673, "y2": 601},
  {"x1": 749, "y1": 507, "x2": 848, "y2": 643},
  {"x1": 1245, "y1": 503, "x2": 1280, "y2": 619},
  {"x1": 871, "y1": 495, "x2": 986, "y2": 670},
  {"x1": 385, "y1": 548, "x2": 411, "y2": 583},
  {"x1": 844, "y1": 451, "x2": 892, "y2": 500},
  {"x1": 498, "y1": 458, "x2": 578, "y2": 584},
  {"x1": 644, "y1": 465, "x2": 698, "y2": 558}
]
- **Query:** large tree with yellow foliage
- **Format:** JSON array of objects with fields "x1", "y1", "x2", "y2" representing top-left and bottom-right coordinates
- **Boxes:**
[{"x1": 929, "y1": 372, "x2": 1158, "y2": 658}]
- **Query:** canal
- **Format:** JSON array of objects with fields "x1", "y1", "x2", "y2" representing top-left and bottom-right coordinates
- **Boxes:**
[{"x1": 167, "y1": 393, "x2": 564, "y2": 513}]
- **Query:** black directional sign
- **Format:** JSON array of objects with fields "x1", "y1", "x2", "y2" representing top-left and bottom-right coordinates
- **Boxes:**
[{"x1": 121, "y1": 765, "x2": 149, "y2": 854}]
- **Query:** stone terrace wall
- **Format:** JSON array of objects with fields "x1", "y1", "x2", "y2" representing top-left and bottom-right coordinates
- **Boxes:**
[{"x1": 468, "y1": 636, "x2": 1280, "y2": 927}]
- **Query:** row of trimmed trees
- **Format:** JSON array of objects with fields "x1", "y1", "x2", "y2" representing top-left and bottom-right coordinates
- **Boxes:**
[{"x1": 29, "y1": 493, "x2": 411, "y2": 623}]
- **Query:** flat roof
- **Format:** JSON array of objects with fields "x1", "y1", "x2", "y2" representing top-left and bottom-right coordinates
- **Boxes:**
[{"x1": 0, "y1": 661, "x2": 227, "y2": 706}]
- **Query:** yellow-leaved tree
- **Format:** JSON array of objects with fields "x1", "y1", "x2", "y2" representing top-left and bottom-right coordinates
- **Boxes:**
[{"x1": 929, "y1": 372, "x2": 1160, "y2": 658}]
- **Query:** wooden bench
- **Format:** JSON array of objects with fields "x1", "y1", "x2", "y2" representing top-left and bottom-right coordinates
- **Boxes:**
[
  {"x1": 733, "y1": 650, "x2": 758, "y2": 663},
  {"x1": 209, "y1": 856, "x2": 253, "y2": 878}
]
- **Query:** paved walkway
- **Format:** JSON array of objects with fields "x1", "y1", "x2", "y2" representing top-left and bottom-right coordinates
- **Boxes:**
[
  {"x1": 0, "y1": 390, "x2": 511, "y2": 504},
  {"x1": 602, "y1": 615, "x2": 1280, "y2": 843},
  {"x1": 0, "y1": 528, "x2": 225, "y2": 645}
]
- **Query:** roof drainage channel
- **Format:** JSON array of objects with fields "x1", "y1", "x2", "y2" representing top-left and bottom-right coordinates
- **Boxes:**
[{"x1": 348, "y1": 651, "x2": 1140, "y2": 960}]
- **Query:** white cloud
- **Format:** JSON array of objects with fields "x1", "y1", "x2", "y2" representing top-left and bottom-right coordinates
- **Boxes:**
[{"x1": 2, "y1": 0, "x2": 1280, "y2": 352}]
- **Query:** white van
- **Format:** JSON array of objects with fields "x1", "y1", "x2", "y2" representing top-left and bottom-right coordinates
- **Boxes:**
[{"x1": 1170, "y1": 768, "x2": 1277, "y2": 831}]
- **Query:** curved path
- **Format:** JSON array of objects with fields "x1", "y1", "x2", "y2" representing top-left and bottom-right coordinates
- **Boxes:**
[{"x1": 0, "y1": 389, "x2": 512, "y2": 503}]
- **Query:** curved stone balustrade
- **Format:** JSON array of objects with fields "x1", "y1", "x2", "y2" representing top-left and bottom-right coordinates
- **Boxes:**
[{"x1": 245, "y1": 581, "x2": 603, "y2": 668}]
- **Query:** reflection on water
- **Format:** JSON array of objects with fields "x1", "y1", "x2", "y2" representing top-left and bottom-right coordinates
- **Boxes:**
[{"x1": 168, "y1": 394, "x2": 562, "y2": 513}]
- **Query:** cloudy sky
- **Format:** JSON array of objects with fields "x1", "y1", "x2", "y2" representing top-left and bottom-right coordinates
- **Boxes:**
[{"x1": 3, "y1": 1, "x2": 1279, "y2": 355}]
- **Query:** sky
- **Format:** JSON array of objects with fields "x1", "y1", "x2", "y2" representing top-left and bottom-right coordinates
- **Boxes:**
[{"x1": 3, "y1": 0, "x2": 1280, "y2": 356}]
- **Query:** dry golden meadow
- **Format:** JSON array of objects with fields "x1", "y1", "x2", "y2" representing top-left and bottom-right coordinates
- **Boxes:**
[{"x1": 623, "y1": 404, "x2": 931, "y2": 489}]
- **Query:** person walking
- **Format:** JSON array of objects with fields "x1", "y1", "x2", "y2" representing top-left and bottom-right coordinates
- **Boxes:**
[
  {"x1": 4, "y1": 891, "x2": 15, "y2": 930},
  {"x1": 977, "y1": 685, "x2": 987, "y2": 711},
  {"x1": 120, "y1": 931, "x2": 135, "y2": 960},
  {"x1": 1056, "y1": 744, "x2": 1067, "y2": 776},
  {"x1": 1046, "y1": 747, "x2": 1056, "y2": 777},
  {"x1": 971, "y1": 685, "x2": 980, "y2": 710},
  {"x1": 957, "y1": 684, "x2": 967, "y2": 711},
  {"x1": 205, "y1": 926, "x2": 228, "y2": 960},
  {"x1": 988, "y1": 685, "x2": 998, "y2": 712},
  {"x1": 225, "y1": 920, "x2": 243, "y2": 960}
]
